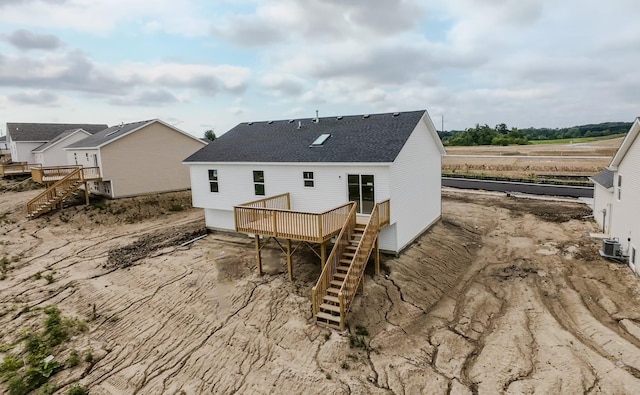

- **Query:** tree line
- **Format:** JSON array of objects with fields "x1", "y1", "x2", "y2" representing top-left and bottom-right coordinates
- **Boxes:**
[{"x1": 439, "y1": 121, "x2": 631, "y2": 146}]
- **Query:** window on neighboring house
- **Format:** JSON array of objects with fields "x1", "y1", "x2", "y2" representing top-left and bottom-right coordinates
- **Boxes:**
[
  {"x1": 73, "y1": 153, "x2": 78, "y2": 165},
  {"x1": 303, "y1": 171, "x2": 314, "y2": 187},
  {"x1": 85, "y1": 153, "x2": 89, "y2": 161},
  {"x1": 618, "y1": 174, "x2": 622, "y2": 200},
  {"x1": 208, "y1": 169, "x2": 219, "y2": 192},
  {"x1": 253, "y1": 170, "x2": 265, "y2": 195}
]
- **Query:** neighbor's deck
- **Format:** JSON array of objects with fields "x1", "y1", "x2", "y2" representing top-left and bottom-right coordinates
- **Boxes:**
[
  {"x1": 31, "y1": 166, "x2": 102, "y2": 184},
  {"x1": 0, "y1": 162, "x2": 40, "y2": 176}
]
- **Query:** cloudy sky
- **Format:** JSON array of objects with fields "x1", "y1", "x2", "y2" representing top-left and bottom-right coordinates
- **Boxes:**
[{"x1": 0, "y1": 0, "x2": 639, "y2": 137}]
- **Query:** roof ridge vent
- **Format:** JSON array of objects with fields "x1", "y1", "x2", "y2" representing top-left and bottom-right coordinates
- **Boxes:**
[
  {"x1": 337, "y1": 116, "x2": 343, "y2": 120},
  {"x1": 363, "y1": 114, "x2": 370, "y2": 119},
  {"x1": 268, "y1": 121, "x2": 274, "y2": 124},
  {"x1": 247, "y1": 122, "x2": 253, "y2": 125},
  {"x1": 297, "y1": 121, "x2": 302, "y2": 130},
  {"x1": 288, "y1": 119, "x2": 294, "y2": 123},
  {"x1": 393, "y1": 112, "x2": 400, "y2": 117}
]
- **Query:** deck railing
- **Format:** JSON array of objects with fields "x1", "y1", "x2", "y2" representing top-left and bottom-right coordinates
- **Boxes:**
[
  {"x1": 0, "y1": 155, "x2": 11, "y2": 165},
  {"x1": 337, "y1": 200, "x2": 388, "y2": 326},
  {"x1": 311, "y1": 202, "x2": 357, "y2": 317},
  {"x1": 27, "y1": 168, "x2": 83, "y2": 217},
  {"x1": 0, "y1": 162, "x2": 39, "y2": 176},
  {"x1": 377, "y1": 199, "x2": 391, "y2": 226},
  {"x1": 234, "y1": 194, "x2": 353, "y2": 243},
  {"x1": 31, "y1": 166, "x2": 101, "y2": 183}
]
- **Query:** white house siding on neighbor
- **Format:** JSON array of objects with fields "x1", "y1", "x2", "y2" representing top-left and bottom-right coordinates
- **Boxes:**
[
  {"x1": 389, "y1": 116, "x2": 442, "y2": 252},
  {"x1": 592, "y1": 183, "x2": 614, "y2": 234},
  {"x1": 609, "y1": 132, "x2": 640, "y2": 272},
  {"x1": 33, "y1": 131, "x2": 91, "y2": 167},
  {"x1": 65, "y1": 148, "x2": 109, "y2": 196},
  {"x1": 190, "y1": 163, "x2": 400, "y2": 249},
  {"x1": 10, "y1": 141, "x2": 43, "y2": 163}
]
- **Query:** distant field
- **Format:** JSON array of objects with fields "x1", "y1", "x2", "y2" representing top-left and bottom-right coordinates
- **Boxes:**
[
  {"x1": 529, "y1": 133, "x2": 627, "y2": 145},
  {"x1": 443, "y1": 136, "x2": 623, "y2": 178}
]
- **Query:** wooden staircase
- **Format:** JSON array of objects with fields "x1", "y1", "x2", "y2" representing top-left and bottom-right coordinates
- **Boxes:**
[
  {"x1": 27, "y1": 167, "x2": 89, "y2": 218},
  {"x1": 312, "y1": 200, "x2": 389, "y2": 330}
]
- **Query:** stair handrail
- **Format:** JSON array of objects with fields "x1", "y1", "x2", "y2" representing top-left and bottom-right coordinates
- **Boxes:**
[
  {"x1": 311, "y1": 202, "x2": 357, "y2": 316},
  {"x1": 27, "y1": 167, "x2": 83, "y2": 217},
  {"x1": 338, "y1": 202, "x2": 383, "y2": 317}
]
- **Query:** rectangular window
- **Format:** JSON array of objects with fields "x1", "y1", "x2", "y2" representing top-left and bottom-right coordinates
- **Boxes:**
[
  {"x1": 208, "y1": 169, "x2": 218, "y2": 193},
  {"x1": 618, "y1": 174, "x2": 622, "y2": 200},
  {"x1": 253, "y1": 170, "x2": 265, "y2": 195},
  {"x1": 303, "y1": 171, "x2": 314, "y2": 187}
]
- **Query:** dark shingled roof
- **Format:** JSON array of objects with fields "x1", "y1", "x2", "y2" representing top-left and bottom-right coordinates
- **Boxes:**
[
  {"x1": 0, "y1": 135, "x2": 6, "y2": 142},
  {"x1": 6, "y1": 123, "x2": 108, "y2": 142},
  {"x1": 32, "y1": 129, "x2": 88, "y2": 152},
  {"x1": 65, "y1": 120, "x2": 152, "y2": 149},
  {"x1": 590, "y1": 169, "x2": 614, "y2": 189},
  {"x1": 184, "y1": 110, "x2": 426, "y2": 163}
]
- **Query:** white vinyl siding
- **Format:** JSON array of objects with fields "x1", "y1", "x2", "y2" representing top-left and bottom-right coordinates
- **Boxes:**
[
  {"x1": 389, "y1": 115, "x2": 442, "y2": 252},
  {"x1": 592, "y1": 183, "x2": 614, "y2": 234},
  {"x1": 33, "y1": 130, "x2": 91, "y2": 167},
  {"x1": 609, "y1": 131, "x2": 640, "y2": 272}
]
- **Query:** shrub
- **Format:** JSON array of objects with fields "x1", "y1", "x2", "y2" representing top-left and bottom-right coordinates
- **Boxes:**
[{"x1": 67, "y1": 384, "x2": 89, "y2": 395}]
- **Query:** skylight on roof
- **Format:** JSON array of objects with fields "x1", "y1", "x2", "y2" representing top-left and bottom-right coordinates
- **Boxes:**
[
  {"x1": 310, "y1": 133, "x2": 331, "y2": 147},
  {"x1": 105, "y1": 129, "x2": 120, "y2": 137}
]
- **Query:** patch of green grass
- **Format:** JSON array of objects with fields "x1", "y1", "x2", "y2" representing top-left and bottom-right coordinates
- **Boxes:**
[
  {"x1": 67, "y1": 384, "x2": 89, "y2": 395},
  {"x1": 66, "y1": 350, "x2": 80, "y2": 368},
  {"x1": 529, "y1": 133, "x2": 626, "y2": 145},
  {"x1": 340, "y1": 361, "x2": 349, "y2": 370}
]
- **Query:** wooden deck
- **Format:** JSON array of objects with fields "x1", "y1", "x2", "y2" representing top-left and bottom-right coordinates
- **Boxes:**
[
  {"x1": 0, "y1": 162, "x2": 40, "y2": 176},
  {"x1": 235, "y1": 197, "x2": 353, "y2": 244},
  {"x1": 31, "y1": 166, "x2": 102, "y2": 184}
]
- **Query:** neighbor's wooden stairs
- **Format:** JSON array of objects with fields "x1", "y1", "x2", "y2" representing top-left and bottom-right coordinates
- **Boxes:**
[
  {"x1": 312, "y1": 201, "x2": 387, "y2": 330},
  {"x1": 26, "y1": 168, "x2": 85, "y2": 218}
]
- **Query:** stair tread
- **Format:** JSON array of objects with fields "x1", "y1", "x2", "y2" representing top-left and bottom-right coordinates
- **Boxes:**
[
  {"x1": 319, "y1": 303, "x2": 341, "y2": 313},
  {"x1": 333, "y1": 272, "x2": 346, "y2": 279},
  {"x1": 327, "y1": 287, "x2": 340, "y2": 295},
  {"x1": 323, "y1": 295, "x2": 339, "y2": 303},
  {"x1": 316, "y1": 311, "x2": 340, "y2": 322},
  {"x1": 330, "y1": 280, "x2": 343, "y2": 287}
]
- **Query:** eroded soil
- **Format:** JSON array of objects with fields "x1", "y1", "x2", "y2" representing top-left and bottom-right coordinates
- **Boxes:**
[{"x1": 2, "y1": 188, "x2": 640, "y2": 394}]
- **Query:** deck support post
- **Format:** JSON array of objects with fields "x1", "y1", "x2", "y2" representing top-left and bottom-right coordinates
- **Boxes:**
[
  {"x1": 320, "y1": 242, "x2": 327, "y2": 267},
  {"x1": 286, "y1": 239, "x2": 293, "y2": 281},
  {"x1": 255, "y1": 235, "x2": 263, "y2": 275},
  {"x1": 374, "y1": 237, "x2": 380, "y2": 276},
  {"x1": 358, "y1": 275, "x2": 364, "y2": 294},
  {"x1": 84, "y1": 182, "x2": 90, "y2": 206}
]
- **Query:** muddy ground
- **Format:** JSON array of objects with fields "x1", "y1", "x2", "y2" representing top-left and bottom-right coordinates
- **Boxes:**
[{"x1": 2, "y1": 187, "x2": 640, "y2": 394}]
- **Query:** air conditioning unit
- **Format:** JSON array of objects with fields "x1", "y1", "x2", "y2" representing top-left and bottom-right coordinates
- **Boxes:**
[{"x1": 602, "y1": 239, "x2": 621, "y2": 258}]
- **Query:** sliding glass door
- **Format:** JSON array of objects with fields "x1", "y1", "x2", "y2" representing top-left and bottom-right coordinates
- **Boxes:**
[{"x1": 348, "y1": 174, "x2": 375, "y2": 214}]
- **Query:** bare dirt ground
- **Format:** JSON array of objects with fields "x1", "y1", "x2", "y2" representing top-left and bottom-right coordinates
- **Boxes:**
[
  {"x1": 443, "y1": 137, "x2": 623, "y2": 178},
  {"x1": 2, "y1": 186, "x2": 640, "y2": 394}
]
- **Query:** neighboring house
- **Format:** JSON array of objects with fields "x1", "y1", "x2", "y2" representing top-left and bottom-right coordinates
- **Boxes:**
[
  {"x1": 32, "y1": 129, "x2": 92, "y2": 167},
  {"x1": 0, "y1": 135, "x2": 9, "y2": 153},
  {"x1": 590, "y1": 168, "x2": 614, "y2": 234},
  {"x1": 591, "y1": 118, "x2": 639, "y2": 273},
  {"x1": 184, "y1": 110, "x2": 446, "y2": 254},
  {"x1": 5, "y1": 123, "x2": 108, "y2": 163},
  {"x1": 65, "y1": 119, "x2": 207, "y2": 198}
]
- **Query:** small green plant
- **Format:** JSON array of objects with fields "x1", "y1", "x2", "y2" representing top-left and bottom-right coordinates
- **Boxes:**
[
  {"x1": 354, "y1": 325, "x2": 368, "y2": 336},
  {"x1": 43, "y1": 273, "x2": 54, "y2": 284},
  {"x1": 83, "y1": 349, "x2": 93, "y2": 363},
  {"x1": 168, "y1": 204, "x2": 184, "y2": 212},
  {"x1": 67, "y1": 383, "x2": 89, "y2": 395},
  {"x1": 325, "y1": 373, "x2": 332, "y2": 380},
  {"x1": 67, "y1": 350, "x2": 80, "y2": 367},
  {"x1": 340, "y1": 361, "x2": 349, "y2": 370},
  {"x1": 323, "y1": 333, "x2": 330, "y2": 342},
  {"x1": 32, "y1": 272, "x2": 42, "y2": 281}
]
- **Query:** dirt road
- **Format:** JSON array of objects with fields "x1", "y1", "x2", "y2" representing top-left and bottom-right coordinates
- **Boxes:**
[{"x1": 2, "y1": 188, "x2": 640, "y2": 394}]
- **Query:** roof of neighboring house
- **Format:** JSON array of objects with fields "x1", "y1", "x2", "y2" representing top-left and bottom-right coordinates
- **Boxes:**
[
  {"x1": 184, "y1": 110, "x2": 442, "y2": 163},
  {"x1": 0, "y1": 136, "x2": 6, "y2": 142},
  {"x1": 65, "y1": 119, "x2": 207, "y2": 149},
  {"x1": 6, "y1": 123, "x2": 108, "y2": 142},
  {"x1": 590, "y1": 168, "x2": 614, "y2": 189},
  {"x1": 609, "y1": 117, "x2": 640, "y2": 168},
  {"x1": 32, "y1": 129, "x2": 90, "y2": 153}
]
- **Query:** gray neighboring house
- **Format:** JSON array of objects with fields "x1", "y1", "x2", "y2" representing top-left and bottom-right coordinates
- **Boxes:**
[
  {"x1": 65, "y1": 119, "x2": 207, "y2": 198},
  {"x1": 5, "y1": 123, "x2": 108, "y2": 163}
]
